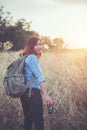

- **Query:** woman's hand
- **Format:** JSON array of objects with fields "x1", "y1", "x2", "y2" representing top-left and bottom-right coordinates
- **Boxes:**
[
  {"x1": 40, "y1": 82, "x2": 54, "y2": 106},
  {"x1": 44, "y1": 94, "x2": 54, "y2": 106}
]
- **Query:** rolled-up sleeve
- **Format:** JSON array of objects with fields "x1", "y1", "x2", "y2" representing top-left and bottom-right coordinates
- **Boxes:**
[{"x1": 27, "y1": 55, "x2": 45, "y2": 84}]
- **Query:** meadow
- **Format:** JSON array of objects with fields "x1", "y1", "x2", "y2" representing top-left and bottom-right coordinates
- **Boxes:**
[{"x1": 0, "y1": 50, "x2": 87, "y2": 130}]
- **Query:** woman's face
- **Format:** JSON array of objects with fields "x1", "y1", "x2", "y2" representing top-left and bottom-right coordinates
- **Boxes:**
[{"x1": 34, "y1": 40, "x2": 42, "y2": 54}]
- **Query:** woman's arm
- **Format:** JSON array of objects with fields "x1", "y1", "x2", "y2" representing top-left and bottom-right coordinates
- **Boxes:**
[
  {"x1": 27, "y1": 55, "x2": 54, "y2": 105},
  {"x1": 40, "y1": 82, "x2": 54, "y2": 106}
]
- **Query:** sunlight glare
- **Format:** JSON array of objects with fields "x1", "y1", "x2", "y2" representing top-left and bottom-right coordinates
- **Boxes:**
[{"x1": 76, "y1": 33, "x2": 87, "y2": 48}]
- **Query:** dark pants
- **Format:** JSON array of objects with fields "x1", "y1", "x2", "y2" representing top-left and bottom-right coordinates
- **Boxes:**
[{"x1": 20, "y1": 88, "x2": 44, "y2": 130}]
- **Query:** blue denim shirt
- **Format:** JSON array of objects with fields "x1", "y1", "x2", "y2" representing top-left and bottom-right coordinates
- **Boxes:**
[{"x1": 24, "y1": 54, "x2": 45, "y2": 90}]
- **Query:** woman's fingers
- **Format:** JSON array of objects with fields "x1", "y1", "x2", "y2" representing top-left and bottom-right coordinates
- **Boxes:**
[{"x1": 45, "y1": 95, "x2": 54, "y2": 106}]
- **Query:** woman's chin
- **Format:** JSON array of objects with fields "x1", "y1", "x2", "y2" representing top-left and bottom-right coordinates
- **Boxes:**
[{"x1": 37, "y1": 51, "x2": 41, "y2": 54}]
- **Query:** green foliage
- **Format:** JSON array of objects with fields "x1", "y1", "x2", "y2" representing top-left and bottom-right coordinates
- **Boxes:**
[
  {"x1": 6, "y1": 20, "x2": 28, "y2": 50},
  {"x1": 0, "y1": 6, "x2": 13, "y2": 43},
  {"x1": 0, "y1": 6, "x2": 39, "y2": 51}
]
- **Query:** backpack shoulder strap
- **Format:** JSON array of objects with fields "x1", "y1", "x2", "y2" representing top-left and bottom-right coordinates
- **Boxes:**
[
  {"x1": 28, "y1": 76, "x2": 34, "y2": 98},
  {"x1": 23, "y1": 54, "x2": 34, "y2": 98}
]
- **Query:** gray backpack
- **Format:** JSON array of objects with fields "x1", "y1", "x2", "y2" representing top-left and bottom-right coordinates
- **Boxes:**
[{"x1": 3, "y1": 55, "x2": 32, "y2": 98}]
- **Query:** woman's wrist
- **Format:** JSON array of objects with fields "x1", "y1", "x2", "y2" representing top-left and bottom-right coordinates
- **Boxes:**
[{"x1": 42, "y1": 91, "x2": 48, "y2": 96}]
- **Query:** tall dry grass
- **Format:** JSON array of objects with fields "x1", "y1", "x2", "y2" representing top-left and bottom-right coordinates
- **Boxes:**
[{"x1": 0, "y1": 50, "x2": 87, "y2": 130}]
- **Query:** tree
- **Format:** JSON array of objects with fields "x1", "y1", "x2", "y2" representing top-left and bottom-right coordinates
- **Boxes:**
[
  {"x1": 41, "y1": 36, "x2": 52, "y2": 50},
  {"x1": 6, "y1": 19, "x2": 39, "y2": 51},
  {"x1": 0, "y1": 6, "x2": 13, "y2": 42},
  {"x1": 0, "y1": 6, "x2": 13, "y2": 50},
  {"x1": 6, "y1": 19, "x2": 30, "y2": 50},
  {"x1": 0, "y1": 6, "x2": 66, "y2": 52},
  {"x1": 53, "y1": 38, "x2": 64, "y2": 49},
  {"x1": 0, "y1": 6, "x2": 39, "y2": 51}
]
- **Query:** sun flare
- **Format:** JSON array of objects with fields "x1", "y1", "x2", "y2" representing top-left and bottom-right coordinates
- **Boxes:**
[{"x1": 75, "y1": 33, "x2": 87, "y2": 48}]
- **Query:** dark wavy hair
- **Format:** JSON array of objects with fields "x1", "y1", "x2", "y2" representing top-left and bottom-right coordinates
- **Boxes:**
[{"x1": 22, "y1": 36, "x2": 41, "y2": 56}]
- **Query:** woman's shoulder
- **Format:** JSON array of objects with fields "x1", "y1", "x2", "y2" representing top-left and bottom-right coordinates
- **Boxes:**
[
  {"x1": 26, "y1": 54, "x2": 38, "y2": 61},
  {"x1": 28, "y1": 54, "x2": 37, "y2": 58}
]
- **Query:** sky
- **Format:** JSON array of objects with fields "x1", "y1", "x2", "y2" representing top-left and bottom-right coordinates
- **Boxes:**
[{"x1": 0, "y1": 0, "x2": 87, "y2": 49}]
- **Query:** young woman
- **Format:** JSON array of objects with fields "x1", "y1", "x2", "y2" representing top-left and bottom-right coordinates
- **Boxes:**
[{"x1": 20, "y1": 36, "x2": 54, "y2": 130}]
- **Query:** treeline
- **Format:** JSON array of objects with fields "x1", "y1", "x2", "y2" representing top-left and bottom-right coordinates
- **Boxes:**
[{"x1": 0, "y1": 6, "x2": 66, "y2": 51}]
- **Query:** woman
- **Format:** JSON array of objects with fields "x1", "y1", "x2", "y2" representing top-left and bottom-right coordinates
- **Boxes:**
[{"x1": 20, "y1": 36, "x2": 54, "y2": 130}]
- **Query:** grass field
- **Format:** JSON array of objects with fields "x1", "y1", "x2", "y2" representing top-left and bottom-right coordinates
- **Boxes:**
[{"x1": 0, "y1": 50, "x2": 87, "y2": 130}]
